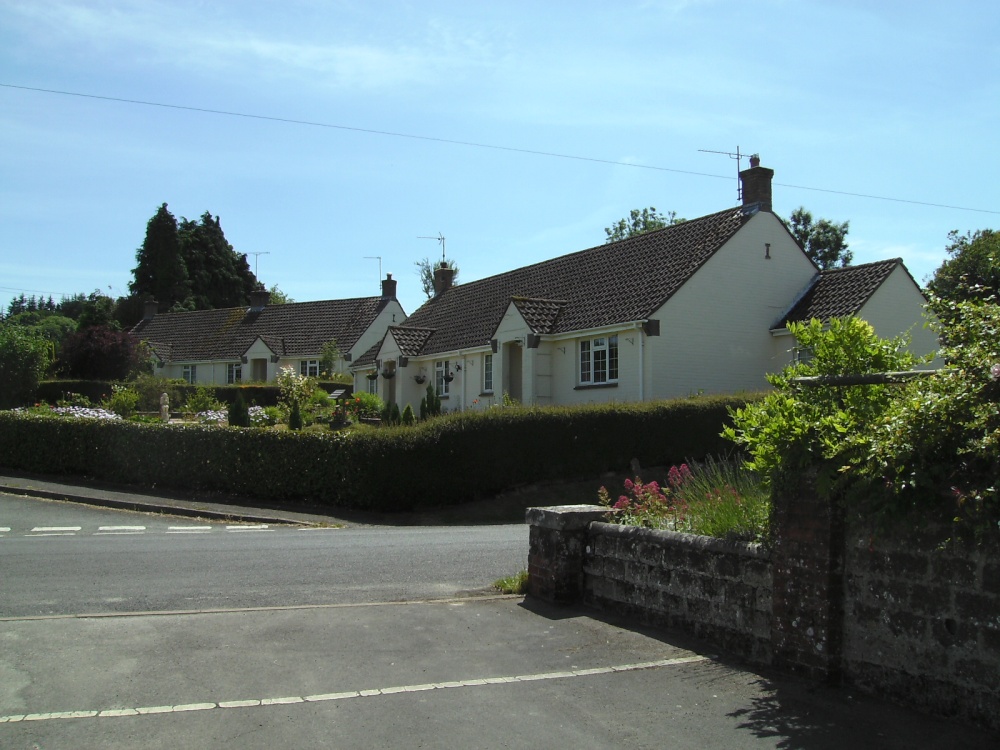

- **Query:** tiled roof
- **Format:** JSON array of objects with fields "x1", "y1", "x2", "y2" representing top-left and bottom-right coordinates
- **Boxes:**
[
  {"x1": 395, "y1": 206, "x2": 751, "y2": 355},
  {"x1": 511, "y1": 297, "x2": 567, "y2": 334},
  {"x1": 388, "y1": 326, "x2": 435, "y2": 357},
  {"x1": 780, "y1": 259, "x2": 903, "y2": 327},
  {"x1": 130, "y1": 296, "x2": 394, "y2": 363}
]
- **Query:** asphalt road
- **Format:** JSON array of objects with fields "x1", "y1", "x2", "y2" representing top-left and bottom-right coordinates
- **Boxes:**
[
  {"x1": 2, "y1": 491, "x2": 996, "y2": 749},
  {"x1": 0, "y1": 493, "x2": 528, "y2": 617}
]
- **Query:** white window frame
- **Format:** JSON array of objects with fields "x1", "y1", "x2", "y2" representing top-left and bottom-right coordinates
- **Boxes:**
[
  {"x1": 227, "y1": 363, "x2": 242, "y2": 384},
  {"x1": 579, "y1": 335, "x2": 618, "y2": 385},
  {"x1": 182, "y1": 364, "x2": 197, "y2": 384},
  {"x1": 435, "y1": 360, "x2": 451, "y2": 397},
  {"x1": 483, "y1": 353, "x2": 493, "y2": 393},
  {"x1": 300, "y1": 359, "x2": 320, "y2": 377}
]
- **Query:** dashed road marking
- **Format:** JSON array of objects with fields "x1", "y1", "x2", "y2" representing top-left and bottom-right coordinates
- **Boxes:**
[
  {"x1": 166, "y1": 526, "x2": 212, "y2": 533},
  {"x1": 0, "y1": 655, "x2": 708, "y2": 724},
  {"x1": 226, "y1": 525, "x2": 270, "y2": 532}
]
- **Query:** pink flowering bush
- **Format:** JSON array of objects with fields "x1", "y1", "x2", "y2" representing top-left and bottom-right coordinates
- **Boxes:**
[{"x1": 599, "y1": 457, "x2": 770, "y2": 544}]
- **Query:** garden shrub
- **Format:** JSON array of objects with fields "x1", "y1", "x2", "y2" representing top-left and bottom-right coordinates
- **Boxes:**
[
  {"x1": 0, "y1": 326, "x2": 51, "y2": 408},
  {"x1": 228, "y1": 392, "x2": 250, "y2": 427},
  {"x1": 184, "y1": 386, "x2": 225, "y2": 416},
  {"x1": 102, "y1": 383, "x2": 140, "y2": 418}
]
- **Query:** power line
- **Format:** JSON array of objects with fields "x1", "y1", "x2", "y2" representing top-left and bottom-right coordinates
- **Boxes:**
[{"x1": 2, "y1": 82, "x2": 997, "y2": 216}]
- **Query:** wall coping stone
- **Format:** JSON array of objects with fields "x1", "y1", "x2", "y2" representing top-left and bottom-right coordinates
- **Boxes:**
[
  {"x1": 526, "y1": 505, "x2": 607, "y2": 531},
  {"x1": 590, "y1": 521, "x2": 771, "y2": 560}
]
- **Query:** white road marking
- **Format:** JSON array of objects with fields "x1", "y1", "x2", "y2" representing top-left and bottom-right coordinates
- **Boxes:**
[
  {"x1": 0, "y1": 527, "x2": 10, "y2": 532},
  {"x1": 226, "y1": 525, "x2": 270, "y2": 532},
  {"x1": 0, "y1": 655, "x2": 708, "y2": 723},
  {"x1": 167, "y1": 526, "x2": 212, "y2": 533},
  {"x1": 98, "y1": 526, "x2": 146, "y2": 532},
  {"x1": 31, "y1": 527, "x2": 81, "y2": 532}
]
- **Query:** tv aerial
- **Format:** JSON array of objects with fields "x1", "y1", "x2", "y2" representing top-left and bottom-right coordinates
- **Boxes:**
[
  {"x1": 418, "y1": 233, "x2": 446, "y2": 264},
  {"x1": 698, "y1": 146, "x2": 753, "y2": 202}
]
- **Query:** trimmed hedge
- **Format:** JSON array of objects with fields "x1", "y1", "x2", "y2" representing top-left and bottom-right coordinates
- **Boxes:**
[{"x1": 0, "y1": 394, "x2": 754, "y2": 512}]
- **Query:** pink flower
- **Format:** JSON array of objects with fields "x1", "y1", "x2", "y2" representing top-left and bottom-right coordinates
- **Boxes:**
[
  {"x1": 623, "y1": 478, "x2": 634, "y2": 491},
  {"x1": 613, "y1": 498, "x2": 631, "y2": 510}
]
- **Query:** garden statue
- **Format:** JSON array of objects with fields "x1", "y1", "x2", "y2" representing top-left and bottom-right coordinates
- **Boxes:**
[{"x1": 160, "y1": 392, "x2": 169, "y2": 423}]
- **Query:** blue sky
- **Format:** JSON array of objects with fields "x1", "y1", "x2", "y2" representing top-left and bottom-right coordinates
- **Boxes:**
[{"x1": 2, "y1": 0, "x2": 997, "y2": 317}]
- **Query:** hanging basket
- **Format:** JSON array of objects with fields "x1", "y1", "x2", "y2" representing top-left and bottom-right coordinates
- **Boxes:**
[
  {"x1": 414, "y1": 374, "x2": 427, "y2": 384},
  {"x1": 381, "y1": 369, "x2": 396, "y2": 379},
  {"x1": 443, "y1": 373, "x2": 455, "y2": 383},
  {"x1": 366, "y1": 372, "x2": 379, "y2": 381}
]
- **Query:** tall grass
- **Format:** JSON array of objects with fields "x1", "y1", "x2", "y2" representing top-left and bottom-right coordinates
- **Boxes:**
[{"x1": 598, "y1": 455, "x2": 770, "y2": 546}]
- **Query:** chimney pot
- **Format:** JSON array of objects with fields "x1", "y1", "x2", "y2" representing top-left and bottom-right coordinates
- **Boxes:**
[
  {"x1": 433, "y1": 263, "x2": 455, "y2": 297},
  {"x1": 143, "y1": 299, "x2": 159, "y2": 321},
  {"x1": 739, "y1": 157, "x2": 774, "y2": 212},
  {"x1": 249, "y1": 289, "x2": 270, "y2": 312},
  {"x1": 381, "y1": 273, "x2": 397, "y2": 299}
]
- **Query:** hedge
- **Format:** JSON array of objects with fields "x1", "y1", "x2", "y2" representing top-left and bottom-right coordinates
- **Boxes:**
[{"x1": 0, "y1": 394, "x2": 754, "y2": 512}]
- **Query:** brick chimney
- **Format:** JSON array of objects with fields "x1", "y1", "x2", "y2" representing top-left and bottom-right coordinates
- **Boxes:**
[
  {"x1": 381, "y1": 273, "x2": 397, "y2": 300},
  {"x1": 143, "y1": 299, "x2": 159, "y2": 321},
  {"x1": 249, "y1": 288, "x2": 270, "y2": 312},
  {"x1": 433, "y1": 262, "x2": 455, "y2": 297},
  {"x1": 739, "y1": 154, "x2": 774, "y2": 212}
]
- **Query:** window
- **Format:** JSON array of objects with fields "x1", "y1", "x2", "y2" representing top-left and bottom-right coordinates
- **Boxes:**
[
  {"x1": 579, "y1": 335, "x2": 618, "y2": 384},
  {"x1": 300, "y1": 359, "x2": 319, "y2": 377},
  {"x1": 182, "y1": 364, "x2": 197, "y2": 384},
  {"x1": 227, "y1": 363, "x2": 242, "y2": 384},
  {"x1": 483, "y1": 353, "x2": 493, "y2": 393},
  {"x1": 435, "y1": 360, "x2": 451, "y2": 397},
  {"x1": 367, "y1": 375, "x2": 378, "y2": 395}
]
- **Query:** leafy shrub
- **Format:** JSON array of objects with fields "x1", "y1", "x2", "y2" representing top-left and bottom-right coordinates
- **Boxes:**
[
  {"x1": 401, "y1": 404, "x2": 415, "y2": 425},
  {"x1": 184, "y1": 386, "x2": 225, "y2": 416},
  {"x1": 288, "y1": 399, "x2": 303, "y2": 430},
  {"x1": 132, "y1": 373, "x2": 183, "y2": 412},
  {"x1": 102, "y1": 383, "x2": 140, "y2": 418},
  {"x1": 229, "y1": 392, "x2": 250, "y2": 427},
  {"x1": 57, "y1": 392, "x2": 92, "y2": 407},
  {"x1": 724, "y1": 317, "x2": 919, "y2": 482},
  {"x1": 346, "y1": 391, "x2": 383, "y2": 420},
  {"x1": 0, "y1": 325, "x2": 51, "y2": 408},
  {"x1": 860, "y1": 295, "x2": 1000, "y2": 533}
]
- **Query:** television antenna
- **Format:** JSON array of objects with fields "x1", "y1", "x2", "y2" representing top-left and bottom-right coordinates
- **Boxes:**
[
  {"x1": 364, "y1": 255, "x2": 382, "y2": 281},
  {"x1": 249, "y1": 251, "x2": 270, "y2": 278},
  {"x1": 698, "y1": 146, "x2": 750, "y2": 202},
  {"x1": 418, "y1": 233, "x2": 446, "y2": 264}
]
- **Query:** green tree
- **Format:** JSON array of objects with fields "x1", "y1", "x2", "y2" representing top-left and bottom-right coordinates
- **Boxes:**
[
  {"x1": 788, "y1": 207, "x2": 852, "y2": 269},
  {"x1": 77, "y1": 290, "x2": 119, "y2": 331},
  {"x1": 0, "y1": 325, "x2": 51, "y2": 408},
  {"x1": 267, "y1": 284, "x2": 294, "y2": 305},
  {"x1": 415, "y1": 258, "x2": 460, "y2": 299},
  {"x1": 129, "y1": 203, "x2": 189, "y2": 309},
  {"x1": 178, "y1": 212, "x2": 257, "y2": 310},
  {"x1": 926, "y1": 229, "x2": 999, "y2": 306},
  {"x1": 604, "y1": 207, "x2": 684, "y2": 243}
]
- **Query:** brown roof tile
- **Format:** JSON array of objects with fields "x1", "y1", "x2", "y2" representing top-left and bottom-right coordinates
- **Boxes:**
[
  {"x1": 130, "y1": 296, "x2": 393, "y2": 363},
  {"x1": 781, "y1": 259, "x2": 903, "y2": 326},
  {"x1": 395, "y1": 206, "x2": 751, "y2": 355}
]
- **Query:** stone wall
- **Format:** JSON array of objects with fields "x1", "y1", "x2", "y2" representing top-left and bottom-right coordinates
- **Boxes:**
[
  {"x1": 526, "y1": 487, "x2": 1000, "y2": 732},
  {"x1": 583, "y1": 522, "x2": 772, "y2": 663},
  {"x1": 842, "y1": 518, "x2": 1000, "y2": 728}
]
